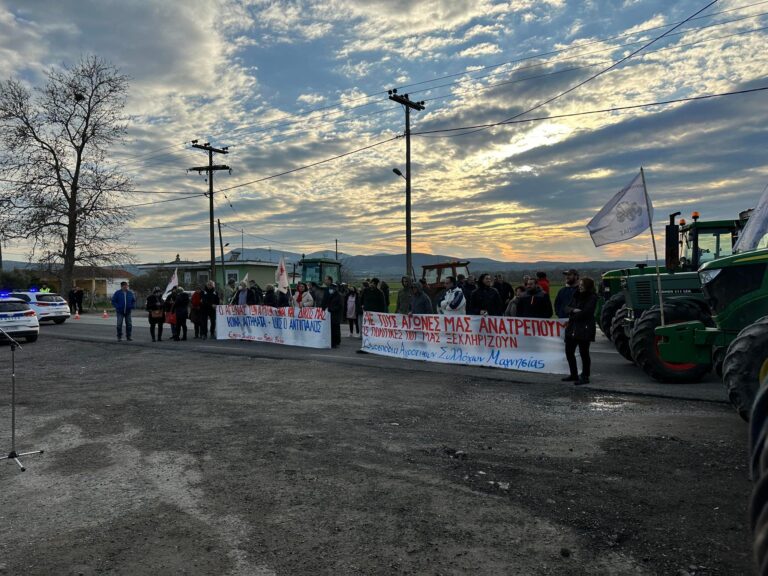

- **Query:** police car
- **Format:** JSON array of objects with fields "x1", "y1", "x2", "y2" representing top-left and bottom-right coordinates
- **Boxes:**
[
  {"x1": 7, "y1": 291, "x2": 71, "y2": 324},
  {"x1": 0, "y1": 297, "x2": 39, "y2": 343}
]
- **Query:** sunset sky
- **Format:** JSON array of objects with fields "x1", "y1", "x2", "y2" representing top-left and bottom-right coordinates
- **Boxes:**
[{"x1": 1, "y1": 0, "x2": 767, "y2": 264}]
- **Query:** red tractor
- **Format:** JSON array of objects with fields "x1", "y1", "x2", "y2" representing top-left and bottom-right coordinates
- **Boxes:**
[{"x1": 421, "y1": 261, "x2": 471, "y2": 305}]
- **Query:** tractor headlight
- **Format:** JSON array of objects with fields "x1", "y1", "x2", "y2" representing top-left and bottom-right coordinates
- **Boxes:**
[{"x1": 699, "y1": 268, "x2": 722, "y2": 285}]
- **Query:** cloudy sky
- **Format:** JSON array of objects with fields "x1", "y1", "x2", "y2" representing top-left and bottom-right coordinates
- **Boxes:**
[{"x1": 1, "y1": 0, "x2": 767, "y2": 264}]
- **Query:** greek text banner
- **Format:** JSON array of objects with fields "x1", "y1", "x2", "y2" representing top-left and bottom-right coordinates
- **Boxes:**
[
  {"x1": 217, "y1": 305, "x2": 330, "y2": 348},
  {"x1": 362, "y1": 313, "x2": 569, "y2": 373}
]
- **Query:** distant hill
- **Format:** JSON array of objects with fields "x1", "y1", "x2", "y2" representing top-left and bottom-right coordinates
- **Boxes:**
[{"x1": 4, "y1": 253, "x2": 650, "y2": 281}]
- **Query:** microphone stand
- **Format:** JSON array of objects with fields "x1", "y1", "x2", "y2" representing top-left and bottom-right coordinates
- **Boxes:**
[{"x1": 0, "y1": 326, "x2": 43, "y2": 471}]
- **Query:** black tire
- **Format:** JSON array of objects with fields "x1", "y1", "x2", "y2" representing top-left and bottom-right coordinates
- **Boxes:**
[
  {"x1": 26, "y1": 334, "x2": 38, "y2": 343},
  {"x1": 610, "y1": 305, "x2": 634, "y2": 362},
  {"x1": 600, "y1": 293, "x2": 625, "y2": 339},
  {"x1": 629, "y1": 300, "x2": 714, "y2": 384},
  {"x1": 723, "y1": 316, "x2": 768, "y2": 422},
  {"x1": 53, "y1": 318, "x2": 66, "y2": 324}
]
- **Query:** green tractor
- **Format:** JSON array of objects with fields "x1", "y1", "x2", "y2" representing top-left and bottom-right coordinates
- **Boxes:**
[
  {"x1": 599, "y1": 264, "x2": 664, "y2": 341},
  {"x1": 657, "y1": 199, "x2": 768, "y2": 419},
  {"x1": 607, "y1": 211, "x2": 747, "y2": 380}
]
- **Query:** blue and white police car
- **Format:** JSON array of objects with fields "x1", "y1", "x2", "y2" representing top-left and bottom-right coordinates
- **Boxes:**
[
  {"x1": 7, "y1": 291, "x2": 71, "y2": 324},
  {"x1": 0, "y1": 297, "x2": 40, "y2": 343}
]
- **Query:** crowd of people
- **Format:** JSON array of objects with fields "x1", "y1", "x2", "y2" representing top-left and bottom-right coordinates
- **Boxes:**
[{"x1": 110, "y1": 267, "x2": 596, "y2": 384}]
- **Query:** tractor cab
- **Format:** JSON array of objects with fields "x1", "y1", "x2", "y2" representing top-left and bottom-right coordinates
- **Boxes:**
[
  {"x1": 300, "y1": 257, "x2": 341, "y2": 285},
  {"x1": 421, "y1": 261, "x2": 470, "y2": 303},
  {"x1": 666, "y1": 211, "x2": 747, "y2": 272}
]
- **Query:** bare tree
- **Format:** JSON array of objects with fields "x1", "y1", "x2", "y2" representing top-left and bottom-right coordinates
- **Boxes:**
[{"x1": 0, "y1": 56, "x2": 133, "y2": 294}]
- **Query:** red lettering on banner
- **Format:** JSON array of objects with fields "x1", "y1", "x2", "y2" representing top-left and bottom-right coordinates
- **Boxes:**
[
  {"x1": 444, "y1": 316, "x2": 471, "y2": 332},
  {"x1": 381, "y1": 314, "x2": 398, "y2": 328}
]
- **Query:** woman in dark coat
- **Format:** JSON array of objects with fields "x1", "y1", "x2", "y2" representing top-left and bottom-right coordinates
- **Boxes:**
[
  {"x1": 468, "y1": 273, "x2": 504, "y2": 316},
  {"x1": 171, "y1": 287, "x2": 190, "y2": 341},
  {"x1": 145, "y1": 287, "x2": 165, "y2": 342},
  {"x1": 562, "y1": 277, "x2": 598, "y2": 385},
  {"x1": 324, "y1": 283, "x2": 343, "y2": 348}
]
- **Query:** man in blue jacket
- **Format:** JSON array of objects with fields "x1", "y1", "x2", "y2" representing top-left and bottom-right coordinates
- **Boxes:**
[{"x1": 111, "y1": 281, "x2": 136, "y2": 341}]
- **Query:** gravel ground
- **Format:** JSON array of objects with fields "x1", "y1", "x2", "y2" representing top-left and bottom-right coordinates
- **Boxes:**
[{"x1": 0, "y1": 338, "x2": 752, "y2": 575}]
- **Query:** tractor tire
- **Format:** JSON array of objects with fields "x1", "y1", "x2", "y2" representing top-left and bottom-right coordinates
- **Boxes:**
[
  {"x1": 723, "y1": 316, "x2": 768, "y2": 422},
  {"x1": 629, "y1": 300, "x2": 714, "y2": 384},
  {"x1": 600, "y1": 293, "x2": 625, "y2": 339},
  {"x1": 610, "y1": 305, "x2": 634, "y2": 362}
]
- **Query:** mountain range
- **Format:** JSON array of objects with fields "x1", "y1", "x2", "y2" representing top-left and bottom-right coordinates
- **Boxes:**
[{"x1": 2, "y1": 249, "x2": 648, "y2": 279}]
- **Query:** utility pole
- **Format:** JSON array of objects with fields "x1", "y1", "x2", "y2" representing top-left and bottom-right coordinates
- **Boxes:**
[
  {"x1": 217, "y1": 219, "x2": 227, "y2": 289},
  {"x1": 335, "y1": 239, "x2": 338, "y2": 261},
  {"x1": 388, "y1": 89, "x2": 425, "y2": 279},
  {"x1": 189, "y1": 140, "x2": 230, "y2": 283}
]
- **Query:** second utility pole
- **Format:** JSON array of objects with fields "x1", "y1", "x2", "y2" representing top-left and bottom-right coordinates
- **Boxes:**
[
  {"x1": 189, "y1": 141, "x2": 230, "y2": 283},
  {"x1": 388, "y1": 89, "x2": 424, "y2": 279}
]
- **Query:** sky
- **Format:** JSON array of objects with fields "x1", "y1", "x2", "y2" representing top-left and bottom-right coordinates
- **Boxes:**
[{"x1": 1, "y1": 0, "x2": 767, "y2": 265}]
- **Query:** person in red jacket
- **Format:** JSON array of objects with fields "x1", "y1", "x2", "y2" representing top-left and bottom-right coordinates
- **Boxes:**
[{"x1": 536, "y1": 271, "x2": 550, "y2": 294}]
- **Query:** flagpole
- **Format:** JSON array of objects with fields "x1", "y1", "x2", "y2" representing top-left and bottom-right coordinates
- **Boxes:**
[{"x1": 641, "y1": 167, "x2": 665, "y2": 326}]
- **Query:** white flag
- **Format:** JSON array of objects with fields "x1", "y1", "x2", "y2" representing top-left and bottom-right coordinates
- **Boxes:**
[
  {"x1": 162, "y1": 267, "x2": 178, "y2": 300},
  {"x1": 276, "y1": 257, "x2": 290, "y2": 294},
  {"x1": 734, "y1": 186, "x2": 768, "y2": 253},
  {"x1": 587, "y1": 171, "x2": 653, "y2": 247},
  {"x1": 241, "y1": 272, "x2": 249, "y2": 284}
]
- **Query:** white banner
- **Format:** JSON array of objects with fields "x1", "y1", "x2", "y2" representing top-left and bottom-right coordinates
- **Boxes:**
[
  {"x1": 217, "y1": 305, "x2": 330, "y2": 348},
  {"x1": 587, "y1": 171, "x2": 653, "y2": 247},
  {"x1": 361, "y1": 312, "x2": 570, "y2": 374}
]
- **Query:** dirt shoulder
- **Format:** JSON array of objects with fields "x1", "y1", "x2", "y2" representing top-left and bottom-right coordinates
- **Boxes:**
[{"x1": 0, "y1": 338, "x2": 751, "y2": 575}]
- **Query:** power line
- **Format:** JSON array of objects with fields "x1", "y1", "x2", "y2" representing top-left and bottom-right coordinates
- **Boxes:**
[
  {"x1": 198, "y1": 1, "x2": 763, "y2": 145},
  {"x1": 218, "y1": 135, "x2": 400, "y2": 193},
  {"x1": 116, "y1": 193, "x2": 206, "y2": 209},
  {"x1": 90, "y1": 3, "x2": 766, "y2": 181},
  {"x1": 411, "y1": 85, "x2": 768, "y2": 136},
  {"x1": 441, "y1": 0, "x2": 723, "y2": 139},
  {"x1": 415, "y1": 21, "x2": 768, "y2": 131},
  {"x1": 110, "y1": 15, "x2": 768, "y2": 182}
]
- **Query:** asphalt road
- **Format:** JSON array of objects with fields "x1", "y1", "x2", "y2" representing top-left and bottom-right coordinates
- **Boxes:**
[
  {"x1": 48, "y1": 312, "x2": 727, "y2": 404},
  {"x1": 0, "y1": 315, "x2": 751, "y2": 575}
]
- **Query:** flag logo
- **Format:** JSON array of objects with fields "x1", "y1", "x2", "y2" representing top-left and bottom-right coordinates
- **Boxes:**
[{"x1": 616, "y1": 201, "x2": 643, "y2": 223}]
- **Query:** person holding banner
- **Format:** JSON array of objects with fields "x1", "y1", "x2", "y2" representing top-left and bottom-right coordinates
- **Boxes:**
[
  {"x1": 410, "y1": 283, "x2": 433, "y2": 315},
  {"x1": 562, "y1": 277, "x2": 598, "y2": 385},
  {"x1": 292, "y1": 282, "x2": 314, "y2": 308},
  {"x1": 439, "y1": 276, "x2": 466, "y2": 315},
  {"x1": 232, "y1": 281, "x2": 257, "y2": 305},
  {"x1": 468, "y1": 273, "x2": 503, "y2": 316}
]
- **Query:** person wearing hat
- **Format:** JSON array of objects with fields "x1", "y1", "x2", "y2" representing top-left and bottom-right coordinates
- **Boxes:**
[
  {"x1": 555, "y1": 268, "x2": 580, "y2": 319},
  {"x1": 145, "y1": 286, "x2": 165, "y2": 342}
]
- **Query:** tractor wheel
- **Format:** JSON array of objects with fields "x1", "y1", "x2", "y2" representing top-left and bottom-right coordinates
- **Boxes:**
[
  {"x1": 600, "y1": 293, "x2": 625, "y2": 339},
  {"x1": 723, "y1": 316, "x2": 768, "y2": 422},
  {"x1": 629, "y1": 300, "x2": 714, "y2": 384},
  {"x1": 610, "y1": 305, "x2": 634, "y2": 362}
]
